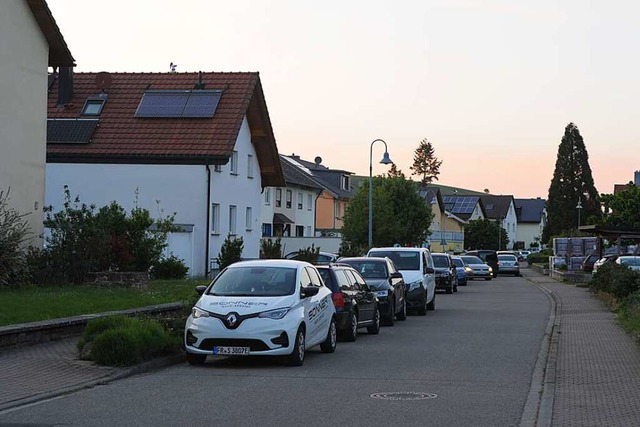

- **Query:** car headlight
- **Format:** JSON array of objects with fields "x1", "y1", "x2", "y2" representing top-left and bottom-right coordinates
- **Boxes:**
[
  {"x1": 374, "y1": 290, "x2": 388, "y2": 298},
  {"x1": 191, "y1": 307, "x2": 210, "y2": 319},
  {"x1": 488, "y1": 267, "x2": 493, "y2": 273},
  {"x1": 408, "y1": 280, "x2": 422, "y2": 291},
  {"x1": 464, "y1": 267, "x2": 473, "y2": 273},
  {"x1": 258, "y1": 307, "x2": 291, "y2": 320}
]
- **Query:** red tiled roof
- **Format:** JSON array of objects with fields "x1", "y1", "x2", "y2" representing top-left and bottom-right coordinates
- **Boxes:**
[{"x1": 47, "y1": 72, "x2": 284, "y2": 187}]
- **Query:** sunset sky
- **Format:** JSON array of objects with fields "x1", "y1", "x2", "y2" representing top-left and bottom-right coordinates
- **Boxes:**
[{"x1": 48, "y1": 0, "x2": 640, "y2": 198}]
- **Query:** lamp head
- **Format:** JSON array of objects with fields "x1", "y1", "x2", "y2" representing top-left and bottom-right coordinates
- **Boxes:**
[
  {"x1": 576, "y1": 200, "x2": 583, "y2": 209},
  {"x1": 380, "y1": 151, "x2": 393, "y2": 165}
]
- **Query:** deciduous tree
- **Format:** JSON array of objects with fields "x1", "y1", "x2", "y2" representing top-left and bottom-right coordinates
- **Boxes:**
[
  {"x1": 341, "y1": 175, "x2": 433, "y2": 248},
  {"x1": 600, "y1": 184, "x2": 640, "y2": 229},
  {"x1": 464, "y1": 219, "x2": 508, "y2": 250}
]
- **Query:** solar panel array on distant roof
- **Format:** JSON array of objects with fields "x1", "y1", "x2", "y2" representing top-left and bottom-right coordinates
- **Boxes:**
[
  {"x1": 442, "y1": 195, "x2": 478, "y2": 214},
  {"x1": 135, "y1": 90, "x2": 222, "y2": 118}
]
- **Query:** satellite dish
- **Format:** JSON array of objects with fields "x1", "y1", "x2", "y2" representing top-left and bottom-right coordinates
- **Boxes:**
[
  {"x1": 95, "y1": 72, "x2": 112, "y2": 91},
  {"x1": 314, "y1": 156, "x2": 322, "y2": 165}
]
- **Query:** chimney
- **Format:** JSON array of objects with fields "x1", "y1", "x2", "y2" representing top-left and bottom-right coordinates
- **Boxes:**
[{"x1": 57, "y1": 66, "x2": 74, "y2": 106}]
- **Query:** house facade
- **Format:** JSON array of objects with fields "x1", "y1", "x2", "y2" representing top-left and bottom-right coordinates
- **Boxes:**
[
  {"x1": 260, "y1": 156, "x2": 323, "y2": 240},
  {"x1": 282, "y1": 155, "x2": 354, "y2": 236},
  {"x1": 479, "y1": 195, "x2": 518, "y2": 249},
  {"x1": 515, "y1": 198, "x2": 547, "y2": 249},
  {"x1": 46, "y1": 72, "x2": 283, "y2": 276},
  {"x1": 0, "y1": 0, "x2": 74, "y2": 243}
]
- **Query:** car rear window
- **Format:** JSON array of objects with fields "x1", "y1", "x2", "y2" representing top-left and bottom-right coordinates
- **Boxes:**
[
  {"x1": 369, "y1": 251, "x2": 420, "y2": 270},
  {"x1": 341, "y1": 260, "x2": 388, "y2": 279},
  {"x1": 432, "y1": 255, "x2": 449, "y2": 267},
  {"x1": 317, "y1": 268, "x2": 339, "y2": 292},
  {"x1": 498, "y1": 255, "x2": 517, "y2": 261}
]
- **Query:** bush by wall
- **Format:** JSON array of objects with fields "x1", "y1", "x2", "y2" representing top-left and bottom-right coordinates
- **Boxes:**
[
  {"x1": 590, "y1": 263, "x2": 640, "y2": 299},
  {"x1": 151, "y1": 255, "x2": 189, "y2": 280},
  {"x1": 78, "y1": 315, "x2": 179, "y2": 367},
  {"x1": 260, "y1": 238, "x2": 282, "y2": 259},
  {"x1": 0, "y1": 189, "x2": 31, "y2": 288},
  {"x1": 216, "y1": 234, "x2": 244, "y2": 270},
  {"x1": 294, "y1": 245, "x2": 320, "y2": 264}
]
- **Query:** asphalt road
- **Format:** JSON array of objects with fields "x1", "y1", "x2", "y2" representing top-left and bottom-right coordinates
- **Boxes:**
[{"x1": 0, "y1": 274, "x2": 550, "y2": 427}]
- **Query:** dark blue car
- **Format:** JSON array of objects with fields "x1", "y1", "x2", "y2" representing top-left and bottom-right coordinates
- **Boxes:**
[{"x1": 450, "y1": 256, "x2": 468, "y2": 286}]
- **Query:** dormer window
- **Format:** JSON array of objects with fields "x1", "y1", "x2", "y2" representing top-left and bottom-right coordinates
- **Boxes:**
[
  {"x1": 341, "y1": 175, "x2": 350, "y2": 191},
  {"x1": 82, "y1": 98, "x2": 106, "y2": 116}
]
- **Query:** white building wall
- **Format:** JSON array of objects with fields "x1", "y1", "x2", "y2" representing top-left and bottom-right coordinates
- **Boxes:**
[
  {"x1": 260, "y1": 185, "x2": 318, "y2": 237},
  {"x1": 46, "y1": 118, "x2": 264, "y2": 276},
  {"x1": 501, "y1": 201, "x2": 518, "y2": 249},
  {"x1": 45, "y1": 163, "x2": 207, "y2": 276},
  {"x1": 209, "y1": 117, "x2": 262, "y2": 268},
  {"x1": 516, "y1": 223, "x2": 542, "y2": 249},
  {"x1": 0, "y1": 0, "x2": 50, "y2": 243}
]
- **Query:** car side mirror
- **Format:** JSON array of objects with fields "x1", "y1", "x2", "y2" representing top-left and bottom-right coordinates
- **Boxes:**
[
  {"x1": 301, "y1": 285, "x2": 319, "y2": 298},
  {"x1": 195, "y1": 285, "x2": 207, "y2": 296},
  {"x1": 390, "y1": 272, "x2": 403, "y2": 279},
  {"x1": 425, "y1": 267, "x2": 435, "y2": 274}
]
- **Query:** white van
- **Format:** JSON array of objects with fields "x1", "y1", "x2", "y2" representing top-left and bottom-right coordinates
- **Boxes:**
[{"x1": 367, "y1": 247, "x2": 436, "y2": 314}]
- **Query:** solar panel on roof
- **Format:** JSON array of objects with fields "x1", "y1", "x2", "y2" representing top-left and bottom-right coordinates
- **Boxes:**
[
  {"x1": 135, "y1": 90, "x2": 222, "y2": 118},
  {"x1": 47, "y1": 119, "x2": 98, "y2": 144},
  {"x1": 182, "y1": 91, "x2": 222, "y2": 117}
]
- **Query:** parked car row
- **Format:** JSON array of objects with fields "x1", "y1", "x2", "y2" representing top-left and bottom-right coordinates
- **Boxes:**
[{"x1": 184, "y1": 246, "x2": 492, "y2": 367}]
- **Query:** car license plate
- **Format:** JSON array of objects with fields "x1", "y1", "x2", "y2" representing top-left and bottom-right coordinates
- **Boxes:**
[{"x1": 213, "y1": 346, "x2": 250, "y2": 356}]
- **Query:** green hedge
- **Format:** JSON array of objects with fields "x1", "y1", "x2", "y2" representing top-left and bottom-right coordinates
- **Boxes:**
[{"x1": 590, "y1": 263, "x2": 640, "y2": 299}]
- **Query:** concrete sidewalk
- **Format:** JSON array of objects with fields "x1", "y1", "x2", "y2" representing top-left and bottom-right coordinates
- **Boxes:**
[{"x1": 522, "y1": 268, "x2": 640, "y2": 427}]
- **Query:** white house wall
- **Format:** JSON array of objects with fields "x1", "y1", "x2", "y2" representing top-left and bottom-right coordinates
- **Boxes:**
[
  {"x1": 516, "y1": 223, "x2": 543, "y2": 249},
  {"x1": 209, "y1": 117, "x2": 262, "y2": 268},
  {"x1": 260, "y1": 186, "x2": 318, "y2": 238},
  {"x1": 502, "y1": 201, "x2": 518, "y2": 249},
  {"x1": 0, "y1": 0, "x2": 49, "y2": 243},
  {"x1": 45, "y1": 163, "x2": 207, "y2": 275}
]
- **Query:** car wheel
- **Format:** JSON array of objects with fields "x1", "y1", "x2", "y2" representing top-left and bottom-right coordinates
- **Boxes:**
[
  {"x1": 461, "y1": 280, "x2": 467, "y2": 286},
  {"x1": 417, "y1": 294, "x2": 427, "y2": 315},
  {"x1": 382, "y1": 301, "x2": 395, "y2": 326},
  {"x1": 367, "y1": 307, "x2": 381, "y2": 335},
  {"x1": 445, "y1": 282, "x2": 453, "y2": 294},
  {"x1": 397, "y1": 298, "x2": 407, "y2": 321},
  {"x1": 320, "y1": 317, "x2": 337, "y2": 353},
  {"x1": 286, "y1": 327, "x2": 305, "y2": 366},
  {"x1": 485, "y1": 277, "x2": 491, "y2": 281},
  {"x1": 427, "y1": 293, "x2": 436, "y2": 311},
  {"x1": 186, "y1": 352, "x2": 206, "y2": 366},
  {"x1": 344, "y1": 311, "x2": 358, "y2": 342}
]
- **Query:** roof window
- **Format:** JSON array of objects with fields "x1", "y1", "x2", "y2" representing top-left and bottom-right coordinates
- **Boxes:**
[{"x1": 81, "y1": 97, "x2": 107, "y2": 116}]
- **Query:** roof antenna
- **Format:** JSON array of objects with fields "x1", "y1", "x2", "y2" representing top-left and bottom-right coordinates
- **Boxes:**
[{"x1": 170, "y1": 62, "x2": 177, "y2": 73}]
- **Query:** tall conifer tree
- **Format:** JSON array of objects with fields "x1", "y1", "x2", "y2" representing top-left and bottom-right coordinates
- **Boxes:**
[
  {"x1": 542, "y1": 123, "x2": 599, "y2": 242},
  {"x1": 410, "y1": 139, "x2": 442, "y2": 186}
]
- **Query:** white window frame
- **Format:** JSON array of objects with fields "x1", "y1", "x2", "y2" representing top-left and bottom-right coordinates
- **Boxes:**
[
  {"x1": 307, "y1": 194, "x2": 313, "y2": 211},
  {"x1": 265, "y1": 188, "x2": 271, "y2": 206},
  {"x1": 211, "y1": 203, "x2": 220, "y2": 234},
  {"x1": 246, "y1": 207, "x2": 253, "y2": 231},
  {"x1": 286, "y1": 190, "x2": 292, "y2": 209},
  {"x1": 214, "y1": 164, "x2": 222, "y2": 172},
  {"x1": 297, "y1": 192, "x2": 303, "y2": 210},
  {"x1": 229, "y1": 205, "x2": 237, "y2": 235},
  {"x1": 276, "y1": 188, "x2": 282, "y2": 207},
  {"x1": 247, "y1": 154, "x2": 254, "y2": 178},
  {"x1": 230, "y1": 151, "x2": 238, "y2": 175}
]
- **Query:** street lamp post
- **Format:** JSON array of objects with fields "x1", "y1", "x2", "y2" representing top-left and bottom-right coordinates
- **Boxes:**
[
  {"x1": 369, "y1": 139, "x2": 393, "y2": 248},
  {"x1": 576, "y1": 199, "x2": 583, "y2": 229}
]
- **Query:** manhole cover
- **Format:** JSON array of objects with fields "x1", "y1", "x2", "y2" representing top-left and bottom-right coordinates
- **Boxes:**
[{"x1": 370, "y1": 392, "x2": 438, "y2": 401}]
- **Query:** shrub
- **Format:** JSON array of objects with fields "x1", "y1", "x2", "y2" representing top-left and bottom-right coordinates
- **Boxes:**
[
  {"x1": 151, "y1": 255, "x2": 189, "y2": 279},
  {"x1": 590, "y1": 263, "x2": 640, "y2": 299},
  {"x1": 338, "y1": 240, "x2": 366, "y2": 258},
  {"x1": 216, "y1": 234, "x2": 244, "y2": 270},
  {"x1": 527, "y1": 251, "x2": 552, "y2": 267},
  {"x1": 79, "y1": 315, "x2": 179, "y2": 367},
  {"x1": 0, "y1": 189, "x2": 31, "y2": 288},
  {"x1": 294, "y1": 245, "x2": 320, "y2": 264},
  {"x1": 260, "y1": 238, "x2": 283, "y2": 259}
]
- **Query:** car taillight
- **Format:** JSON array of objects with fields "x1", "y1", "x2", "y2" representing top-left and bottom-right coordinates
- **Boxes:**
[{"x1": 332, "y1": 292, "x2": 345, "y2": 309}]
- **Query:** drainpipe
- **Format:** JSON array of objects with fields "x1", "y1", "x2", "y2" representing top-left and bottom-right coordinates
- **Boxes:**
[
  {"x1": 314, "y1": 190, "x2": 322, "y2": 237},
  {"x1": 205, "y1": 163, "x2": 212, "y2": 277}
]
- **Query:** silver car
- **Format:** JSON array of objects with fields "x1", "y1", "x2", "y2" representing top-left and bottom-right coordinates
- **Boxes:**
[
  {"x1": 497, "y1": 254, "x2": 520, "y2": 276},
  {"x1": 460, "y1": 255, "x2": 493, "y2": 281}
]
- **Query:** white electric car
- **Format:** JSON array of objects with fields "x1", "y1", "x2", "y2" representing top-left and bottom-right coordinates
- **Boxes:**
[{"x1": 184, "y1": 259, "x2": 337, "y2": 366}]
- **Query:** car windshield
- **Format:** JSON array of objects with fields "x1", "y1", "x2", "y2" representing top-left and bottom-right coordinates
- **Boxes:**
[
  {"x1": 432, "y1": 255, "x2": 449, "y2": 268},
  {"x1": 461, "y1": 256, "x2": 484, "y2": 264},
  {"x1": 619, "y1": 257, "x2": 640, "y2": 267},
  {"x1": 341, "y1": 260, "x2": 388, "y2": 279},
  {"x1": 451, "y1": 258, "x2": 463, "y2": 267},
  {"x1": 208, "y1": 267, "x2": 296, "y2": 296},
  {"x1": 369, "y1": 251, "x2": 420, "y2": 270}
]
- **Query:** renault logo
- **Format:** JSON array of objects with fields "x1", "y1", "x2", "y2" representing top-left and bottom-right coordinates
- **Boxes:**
[{"x1": 226, "y1": 313, "x2": 238, "y2": 327}]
